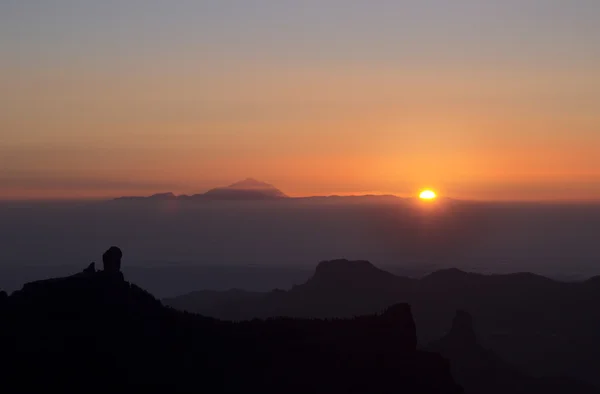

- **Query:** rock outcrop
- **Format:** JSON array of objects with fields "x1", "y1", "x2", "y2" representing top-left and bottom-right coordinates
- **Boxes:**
[
  {"x1": 446, "y1": 309, "x2": 477, "y2": 347},
  {"x1": 83, "y1": 262, "x2": 96, "y2": 274},
  {"x1": 380, "y1": 303, "x2": 418, "y2": 351},
  {"x1": 428, "y1": 311, "x2": 599, "y2": 394},
  {"x1": 102, "y1": 246, "x2": 122, "y2": 273},
  {"x1": 308, "y1": 259, "x2": 409, "y2": 291},
  {"x1": 0, "y1": 249, "x2": 463, "y2": 394},
  {"x1": 163, "y1": 259, "x2": 600, "y2": 388}
]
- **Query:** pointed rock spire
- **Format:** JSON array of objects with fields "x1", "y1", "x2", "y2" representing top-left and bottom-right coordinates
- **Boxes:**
[
  {"x1": 448, "y1": 309, "x2": 477, "y2": 346},
  {"x1": 102, "y1": 246, "x2": 122, "y2": 273},
  {"x1": 380, "y1": 303, "x2": 418, "y2": 351}
]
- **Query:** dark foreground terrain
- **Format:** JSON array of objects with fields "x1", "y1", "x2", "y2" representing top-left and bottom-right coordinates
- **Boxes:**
[
  {"x1": 1, "y1": 251, "x2": 598, "y2": 393},
  {"x1": 165, "y1": 259, "x2": 600, "y2": 389},
  {"x1": 0, "y1": 260, "x2": 461, "y2": 393}
]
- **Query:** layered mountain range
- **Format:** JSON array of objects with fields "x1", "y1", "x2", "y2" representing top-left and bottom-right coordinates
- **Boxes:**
[
  {"x1": 2, "y1": 252, "x2": 599, "y2": 393},
  {"x1": 164, "y1": 259, "x2": 600, "y2": 388},
  {"x1": 0, "y1": 258, "x2": 460, "y2": 393}
]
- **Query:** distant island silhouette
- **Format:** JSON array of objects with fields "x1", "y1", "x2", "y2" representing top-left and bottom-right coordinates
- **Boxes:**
[
  {"x1": 114, "y1": 178, "x2": 405, "y2": 202},
  {"x1": 116, "y1": 178, "x2": 288, "y2": 201}
]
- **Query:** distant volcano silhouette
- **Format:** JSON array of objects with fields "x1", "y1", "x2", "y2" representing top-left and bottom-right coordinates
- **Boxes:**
[
  {"x1": 115, "y1": 179, "x2": 288, "y2": 201},
  {"x1": 115, "y1": 179, "x2": 407, "y2": 202},
  {"x1": 200, "y1": 178, "x2": 288, "y2": 200}
]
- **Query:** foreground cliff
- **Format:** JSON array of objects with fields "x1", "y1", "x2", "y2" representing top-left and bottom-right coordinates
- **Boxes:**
[{"x1": 0, "y1": 249, "x2": 461, "y2": 394}]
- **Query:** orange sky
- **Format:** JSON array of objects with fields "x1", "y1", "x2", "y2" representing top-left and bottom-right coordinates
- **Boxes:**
[{"x1": 1, "y1": 1, "x2": 599, "y2": 201}]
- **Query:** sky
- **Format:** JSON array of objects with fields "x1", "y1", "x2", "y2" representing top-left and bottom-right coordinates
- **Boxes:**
[{"x1": 1, "y1": 0, "x2": 599, "y2": 200}]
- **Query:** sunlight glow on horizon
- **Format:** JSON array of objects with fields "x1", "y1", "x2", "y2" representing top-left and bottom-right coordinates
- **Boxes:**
[
  {"x1": 419, "y1": 190, "x2": 438, "y2": 200},
  {"x1": 1, "y1": 1, "x2": 600, "y2": 201}
]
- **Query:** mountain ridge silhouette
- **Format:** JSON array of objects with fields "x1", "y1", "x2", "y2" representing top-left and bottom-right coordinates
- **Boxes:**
[
  {"x1": 164, "y1": 259, "x2": 600, "y2": 388},
  {"x1": 0, "y1": 253, "x2": 463, "y2": 394}
]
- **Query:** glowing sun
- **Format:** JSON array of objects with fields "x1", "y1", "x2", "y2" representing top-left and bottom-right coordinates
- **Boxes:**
[{"x1": 419, "y1": 190, "x2": 437, "y2": 200}]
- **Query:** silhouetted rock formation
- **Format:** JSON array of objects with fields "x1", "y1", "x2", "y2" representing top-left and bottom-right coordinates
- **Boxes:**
[
  {"x1": 428, "y1": 311, "x2": 599, "y2": 394},
  {"x1": 102, "y1": 246, "x2": 122, "y2": 274},
  {"x1": 83, "y1": 262, "x2": 95, "y2": 274},
  {"x1": 380, "y1": 303, "x2": 418, "y2": 351},
  {"x1": 311, "y1": 259, "x2": 398, "y2": 288},
  {"x1": 447, "y1": 310, "x2": 477, "y2": 346},
  {"x1": 0, "y1": 251, "x2": 462, "y2": 394},
  {"x1": 164, "y1": 260, "x2": 600, "y2": 388}
]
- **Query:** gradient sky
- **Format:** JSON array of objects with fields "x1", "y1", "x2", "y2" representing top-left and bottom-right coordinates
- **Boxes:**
[{"x1": 1, "y1": 0, "x2": 599, "y2": 200}]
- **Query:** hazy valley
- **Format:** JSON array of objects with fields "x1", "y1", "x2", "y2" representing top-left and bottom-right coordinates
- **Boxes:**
[{"x1": 1, "y1": 194, "x2": 599, "y2": 296}]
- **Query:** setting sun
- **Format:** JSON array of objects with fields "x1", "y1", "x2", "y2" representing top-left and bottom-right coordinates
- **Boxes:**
[{"x1": 419, "y1": 190, "x2": 437, "y2": 200}]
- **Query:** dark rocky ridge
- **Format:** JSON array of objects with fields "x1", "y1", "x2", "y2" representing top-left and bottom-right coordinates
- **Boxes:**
[
  {"x1": 164, "y1": 259, "x2": 600, "y2": 388},
  {"x1": 0, "y1": 250, "x2": 461, "y2": 394}
]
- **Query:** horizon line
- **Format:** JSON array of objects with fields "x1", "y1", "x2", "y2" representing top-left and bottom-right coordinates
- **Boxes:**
[{"x1": 2, "y1": 193, "x2": 600, "y2": 205}]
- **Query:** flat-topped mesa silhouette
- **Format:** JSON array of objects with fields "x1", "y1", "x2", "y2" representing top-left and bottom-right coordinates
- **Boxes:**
[{"x1": 309, "y1": 259, "x2": 406, "y2": 289}]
